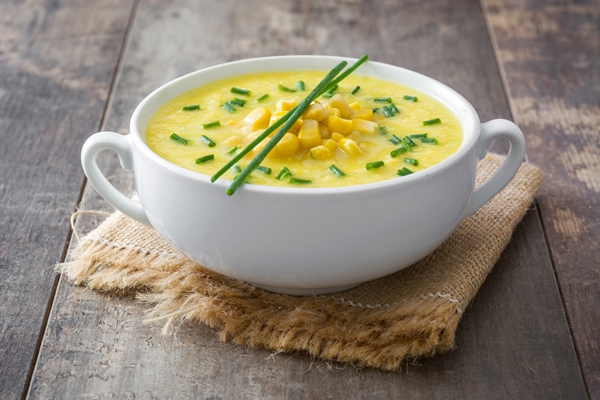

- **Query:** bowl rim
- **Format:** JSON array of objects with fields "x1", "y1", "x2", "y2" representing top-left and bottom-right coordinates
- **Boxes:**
[{"x1": 130, "y1": 55, "x2": 481, "y2": 195}]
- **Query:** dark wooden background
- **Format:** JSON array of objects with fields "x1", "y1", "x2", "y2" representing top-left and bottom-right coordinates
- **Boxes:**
[{"x1": 1, "y1": 0, "x2": 598, "y2": 398}]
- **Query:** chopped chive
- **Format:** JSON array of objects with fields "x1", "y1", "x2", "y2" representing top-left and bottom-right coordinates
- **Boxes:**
[
  {"x1": 404, "y1": 158, "x2": 419, "y2": 166},
  {"x1": 278, "y1": 84, "x2": 296, "y2": 93},
  {"x1": 421, "y1": 138, "x2": 438, "y2": 144},
  {"x1": 231, "y1": 87, "x2": 251, "y2": 96},
  {"x1": 276, "y1": 166, "x2": 292, "y2": 180},
  {"x1": 350, "y1": 86, "x2": 361, "y2": 95},
  {"x1": 390, "y1": 146, "x2": 408, "y2": 158},
  {"x1": 403, "y1": 95, "x2": 418, "y2": 102},
  {"x1": 388, "y1": 134, "x2": 402, "y2": 145},
  {"x1": 226, "y1": 146, "x2": 240, "y2": 155},
  {"x1": 229, "y1": 98, "x2": 247, "y2": 107},
  {"x1": 366, "y1": 160, "x2": 384, "y2": 170},
  {"x1": 321, "y1": 84, "x2": 338, "y2": 98},
  {"x1": 200, "y1": 135, "x2": 216, "y2": 147},
  {"x1": 397, "y1": 167, "x2": 413, "y2": 176},
  {"x1": 222, "y1": 102, "x2": 236, "y2": 113},
  {"x1": 381, "y1": 105, "x2": 393, "y2": 118},
  {"x1": 401, "y1": 141, "x2": 412, "y2": 153},
  {"x1": 409, "y1": 133, "x2": 428, "y2": 138},
  {"x1": 403, "y1": 136, "x2": 417, "y2": 147},
  {"x1": 170, "y1": 133, "x2": 190, "y2": 145},
  {"x1": 255, "y1": 165, "x2": 272, "y2": 174},
  {"x1": 195, "y1": 154, "x2": 214, "y2": 164},
  {"x1": 182, "y1": 104, "x2": 200, "y2": 111},
  {"x1": 379, "y1": 126, "x2": 388, "y2": 135},
  {"x1": 289, "y1": 177, "x2": 312, "y2": 184},
  {"x1": 372, "y1": 107, "x2": 380, "y2": 114},
  {"x1": 202, "y1": 120, "x2": 221, "y2": 129},
  {"x1": 328, "y1": 164, "x2": 346, "y2": 177},
  {"x1": 232, "y1": 164, "x2": 242, "y2": 174},
  {"x1": 296, "y1": 80, "x2": 305, "y2": 91},
  {"x1": 389, "y1": 103, "x2": 400, "y2": 115},
  {"x1": 423, "y1": 117, "x2": 442, "y2": 126},
  {"x1": 256, "y1": 93, "x2": 270, "y2": 102},
  {"x1": 373, "y1": 97, "x2": 392, "y2": 103}
]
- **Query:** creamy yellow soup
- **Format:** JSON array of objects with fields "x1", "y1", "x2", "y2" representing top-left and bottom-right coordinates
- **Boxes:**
[{"x1": 146, "y1": 71, "x2": 462, "y2": 188}]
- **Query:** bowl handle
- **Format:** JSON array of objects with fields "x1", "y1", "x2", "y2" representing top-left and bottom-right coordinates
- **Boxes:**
[
  {"x1": 81, "y1": 131, "x2": 151, "y2": 226},
  {"x1": 463, "y1": 119, "x2": 526, "y2": 218}
]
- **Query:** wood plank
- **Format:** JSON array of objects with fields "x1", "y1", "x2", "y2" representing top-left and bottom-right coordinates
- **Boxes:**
[
  {"x1": 482, "y1": 0, "x2": 600, "y2": 397},
  {"x1": 29, "y1": 0, "x2": 586, "y2": 398},
  {"x1": 0, "y1": 1, "x2": 135, "y2": 399}
]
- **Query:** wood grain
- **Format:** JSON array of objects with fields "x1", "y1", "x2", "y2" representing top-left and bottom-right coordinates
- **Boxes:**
[
  {"x1": 0, "y1": 1, "x2": 134, "y2": 399},
  {"x1": 483, "y1": 0, "x2": 600, "y2": 397},
  {"x1": 27, "y1": 0, "x2": 586, "y2": 398}
]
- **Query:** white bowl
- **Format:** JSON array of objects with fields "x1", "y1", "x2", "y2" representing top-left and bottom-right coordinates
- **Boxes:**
[{"x1": 81, "y1": 56, "x2": 525, "y2": 295}]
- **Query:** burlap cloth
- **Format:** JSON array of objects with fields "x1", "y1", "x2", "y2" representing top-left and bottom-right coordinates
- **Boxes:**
[{"x1": 59, "y1": 154, "x2": 542, "y2": 370}]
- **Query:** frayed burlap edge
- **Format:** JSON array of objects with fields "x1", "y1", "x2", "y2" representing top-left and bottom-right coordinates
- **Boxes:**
[{"x1": 58, "y1": 154, "x2": 543, "y2": 370}]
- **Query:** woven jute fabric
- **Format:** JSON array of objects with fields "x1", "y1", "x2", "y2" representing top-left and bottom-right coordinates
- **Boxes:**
[{"x1": 58, "y1": 154, "x2": 543, "y2": 370}]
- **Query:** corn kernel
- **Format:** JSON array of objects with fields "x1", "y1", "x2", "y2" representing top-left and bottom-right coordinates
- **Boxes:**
[
  {"x1": 244, "y1": 107, "x2": 272, "y2": 131},
  {"x1": 322, "y1": 138, "x2": 338, "y2": 152},
  {"x1": 310, "y1": 145, "x2": 333, "y2": 160},
  {"x1": 328, "y1": 94, "x2": 353, "y2": 119},
  {"x1": 328, "y1": 116, "x2": 353, "y2": 135},
  {"x1": 349, "y1": 101, "x2": 361, "y2": 110},
  {"x1": 338, "y1": 137, "x2": 362, "y2": 156},
  {"x1": 275, "y1": 132, "x2": 300, "y2": 156},
  {"x1": 319, "y1": 122, "x2": 330, "y2": 139},
  {"x1": 303, "y1": 103, "x2": 326, "y2": 121},
  {"x1": 298, "y1": 119, "x2": 322, "y2": 149},
  {"x1": 352, "y1": 108, "x2": 374, "y2": 121},
  {"x1": 330, "y1": 132, "x2": 344, "y2": 142},
  {"x1": 276, "y1": 99, "x2": 298, "y2": 112},
  {"x1": 321, "y1": 107, "x2": 341, "y2": 119},
  {"x1": 224, "y1": 135, "x2": 242, "y2": 146},
  {"x1": 352, "y1": 119, "x2": 379, "y2": 135},
  {"x1": 270, "y1": 111, "x2": 302, "y2": 133}
]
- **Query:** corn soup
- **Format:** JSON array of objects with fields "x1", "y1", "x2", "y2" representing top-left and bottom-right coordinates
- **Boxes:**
[{"x1": 145, "y1": 71, "x2": 463, "y2": 188}]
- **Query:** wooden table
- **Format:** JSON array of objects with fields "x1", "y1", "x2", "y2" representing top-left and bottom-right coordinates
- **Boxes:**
[{"x1": 1, "y1": 0, "x2": 598, "y2": 398}]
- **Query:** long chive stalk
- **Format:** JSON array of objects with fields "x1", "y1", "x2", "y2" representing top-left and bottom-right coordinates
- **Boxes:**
[
  {"x1": 321, "y1": 54, "x2": 368, "y2": 94},
  {"x1": 224, "y1": 61, "x2": 349, "y2": 195}
]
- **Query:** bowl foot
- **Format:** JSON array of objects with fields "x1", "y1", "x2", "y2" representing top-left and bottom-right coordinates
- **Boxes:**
[{"x1": 252, "y1": 282, "x2": 361, "y2": 296}]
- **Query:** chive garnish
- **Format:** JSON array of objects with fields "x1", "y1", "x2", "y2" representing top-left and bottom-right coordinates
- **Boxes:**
[
  {"x1": 366, "y1": 161, "x2": 384, "y2": 170},
  {"x1": 404, "y1": 158, "x2": 419, "y2": 166},
  {"x1": 403, "y1": 95, "x2": 418, "y2": 102},
  {"x1": 202, "y1": 121, "x2": 221, "y2": 129},
  {"x1": 296, "y1": 81, "x2": 305, "y2": 91},
  {"x1": 372, "y1": 107, "x2": 380, "y2": 114},
  {"x1": 213, "y1": 58, "x2": 363, "y2": 194},
  {"x1": 421, "y1": 138, "x2": 438, "y2": 144},
  {"x1": 423, "y1": 117, "x2": 442, "y2": 126},
  {"x1": 255, "y1": 165, "x2": 272, "y2": 174},
  {"x1": 222, "y1": 102, "x2": 236, "y2": 113},
  {"x1": 231, "y1": 87, "x2": 251, "y2": 96},
  {"x1": 328, "y1": 164, "x2": 346, "y2": 177},
  {"x1": 397, "y1": 167, "x2": 413, "y2": 176},
  {"x1": 379, "y1": 126, "x2": 388, "y2": 135},
  {"x1": 195, "y1": 154, "x2": 214, "y2": 164},
  {"x1": 230, "y1": 98, "x2": 246, "y2": 107},
  {"x1": 351, "y1": 86, "x2": 360, "y2": 95},
  {"x1": 278, "y1": 84, "x2": 296, "y2": 93},
  {"x1": 256, "y1": 93, "x2": 270, "y2": 102},
  {"x1": 170, "y1": 133, "x2": 190, "y2": 145},
  {"x1": 227, "y1": 146, "x2": 240, "y2": 155},
  {"x1": 276, "y1": 166, "x2": 292, "y2": 180},
  {"x1": 388, "y1": 134, "x2": 402, "y2": 145},
  {"x1": 322, "y1": 84, "x2": 338, "y2": 98},
  {"x1": 403, "y1": 136, "x2": 417, "y2": 147},
  {"x1": 232, "y1": 164, "x2": 242, "y2": 174},
  {"x1": 410, "y1": 133, "x2": 428, "y2": 139},
  {"x1": 389, "y1": 103, "x2": 400, "y2": 115},
  {"x1": 321, "y1": 55, "x2": 368, "y2": 94},
  {"x1": 289, "y1": 177, "x2": 312, "y2": 184},
  {"x1": 200, "y1": 135, "x2": 216, "y2": 147},
  {"x1": 374, "y1": 97, "x2": 392, "y2": 103},
  {"x1": 381, "y1": 105, "x2": 393, "y2": 118},
  {"x1": 182, "y1": 104, "x2": 200, "y2": 111},
  {"x1": 390, "y1": 146, "x2": 407, "y2": 158}
]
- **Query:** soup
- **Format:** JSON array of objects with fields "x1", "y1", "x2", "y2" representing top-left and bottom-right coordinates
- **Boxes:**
[{"x1": 146, "y1": 71, "x2": 462, "y2": 188}]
